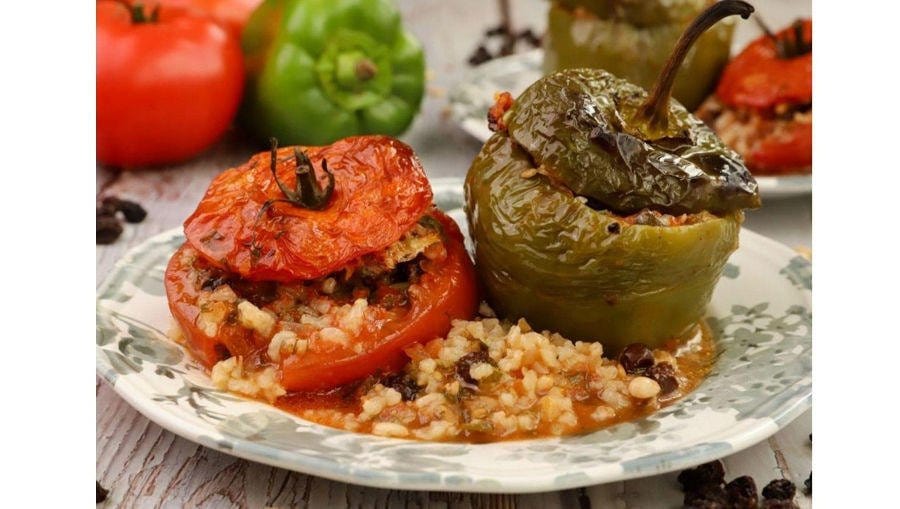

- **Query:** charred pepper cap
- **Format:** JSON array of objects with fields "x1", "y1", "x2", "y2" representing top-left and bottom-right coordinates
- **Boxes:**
[{"x1": 512, "y1": 0, "x2": 760, "y2": 216}]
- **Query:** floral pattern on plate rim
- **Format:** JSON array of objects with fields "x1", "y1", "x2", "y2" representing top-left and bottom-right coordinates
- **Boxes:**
[{"x1": 96, "y1": 180, "x2": 811, "y2": 493}]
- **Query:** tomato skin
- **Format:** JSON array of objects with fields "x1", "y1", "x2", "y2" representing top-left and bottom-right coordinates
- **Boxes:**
[
  {"x1": 183, "y1": 136, "x2": 433, "y2": 282},
  {"x1": 164, "y1": 210, "x2": 479, "y2": 390},
  {"x1": 96, "y1": 1, "x2": 245, "y2": 167},
  {"x1": 280, "y1": 211, "x2": 478, "y2": 391},
  {"x1": 716, "y1": 19, "x2": 812, "y2": 110},
  {"x1": 747, "y1": 120, "x2": 812, "y2": 174},
  {"x1": 149, "y1": 0, "x2": 262, "y2": 39}
]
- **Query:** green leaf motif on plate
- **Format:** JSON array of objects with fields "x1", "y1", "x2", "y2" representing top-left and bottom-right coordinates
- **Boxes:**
[
  {"x1": 722, "y1": 263, "x2": 740, "y2": 279},
  {"x1": 104, "y1": 349, "x2": 140, "y2": 375},
  {"x1": 780, "y1": 256, "x2": 812, "y2": 290}
]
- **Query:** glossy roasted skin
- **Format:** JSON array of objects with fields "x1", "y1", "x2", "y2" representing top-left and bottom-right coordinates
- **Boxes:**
[
  {"x1": 506, "y1": 69, "x2": 760, "y2": 216},
  {"x1": 544, "y1": 0, "x2": 733, "y2": 111},
  {"x1": 240, "y1": 0, "x2": 425, "y2": 145},
  {"x1": 183, "y1": 136, "x2": 432, "y2": 282},
  {"x1": 466, "y1": 134, "x2": 741, "y2": 350},
  {"x1": 166, "y1": 210, "x2": 479, "y2": 390}
]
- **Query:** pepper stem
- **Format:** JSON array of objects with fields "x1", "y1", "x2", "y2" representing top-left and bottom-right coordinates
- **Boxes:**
[
  {"x1": 355, "y1": 58, "x2": 378, "y2": 81},
  {"x1": 637, "y1": 0, "x2": 754, "y2": 129}
]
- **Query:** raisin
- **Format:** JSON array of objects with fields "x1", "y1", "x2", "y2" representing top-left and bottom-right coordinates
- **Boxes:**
[
  {"x1": 518, "y1": 28, "x2": 542, "y2": 47},
  {"x1": 456, "y1": 350, "x2": 493, "y2": 385},
  {"x1": 117, "y1": 199, "x2": 147, "y2": 223},
  {"x1": 606, "y1": 222, "x2": 621, "y2": 234},
  {"x1": 485, "y1": 24, "x2": 508, "y2": 36},
  {"x1": 102, "y1": 196, "x2": 147, "y2": 223},
  {"x1": 618, "y1": 343, "x2": 655, "y2": 375},
  {"x1": 803, "y1": 472, "x2": 811, "y2": 495},
  {"x1": 761, "y1": 500, "x2": 797, "y2": 509},
  {"x1": 97, "y1": 481, "x2": 109, "y2": 503},
  {"x1": 380, "y1": 372, "x2": 420, "y2": 401},
  {"x1": 647, "y1": 362, "x2": 679, "y2": 395},
  {"x1": 468, "y1": 45, "x2": 492, "y2": 66},
  {"x1": 214, "y1": 344, "x2": 232, "y2": 361},
  {"x1": 201, "y1": 275, "x2": 228, "y2": 291},
  {"x1": 762, "y1": 479, "x2": 796, "y2": 500},
  {"x1": 97, "y1": 199, "x2": 118, "y2": 218},
  {"x1": 683, "y1": 483, "x2": 727, "y2": 508},
  {"x1": 97, "y1": 214, "x2": 123, "y2": 245},
  {"x1": 678, "y1": 460, "x2": 726, "y2": 492},
  {"x1": 725, "y1": 475, "x2": 758, "y2": 508}
]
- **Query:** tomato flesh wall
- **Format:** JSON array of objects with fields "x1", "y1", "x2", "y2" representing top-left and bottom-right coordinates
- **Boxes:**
[{"x1": 165, "y1": 210, "x2": 478, "y2": 391}]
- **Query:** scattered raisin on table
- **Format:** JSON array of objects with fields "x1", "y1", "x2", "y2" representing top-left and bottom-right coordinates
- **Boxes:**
[
  {"x1": 762, "y1": 478, "x2": 796, "y2": 500},
  {"x1": 761, "y1": 500, "x2": 797, "y2": 509},
  {"x1": 117, "y1": 200, "x2": 147, "y2": 223},
  {"x1": 725, "y1": 475, "x2": 758, "y2": 508},
  {"x1": 678, "y1": 460, "x2": 726, "y2": 492},
  {"x1": 467, "y1": 45, "x2": 492, "y2": 66},
  {"x1": 618, "y1": 343, "x2": 655, "y2": 375},
  {"x1": 683, "y1": 483, "x2": 727, "y2": 508},
  {"x1": 96, "y1": 481, "x2": 109, "y2": 503},
  {"x1": 97, "y1": 214, "x2": 123, "y2": 245}
]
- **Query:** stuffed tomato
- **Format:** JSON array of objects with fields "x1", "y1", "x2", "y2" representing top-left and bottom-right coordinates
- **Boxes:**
[{"x1": 165, "y1": 136, "x2": 478, "y2": 396}]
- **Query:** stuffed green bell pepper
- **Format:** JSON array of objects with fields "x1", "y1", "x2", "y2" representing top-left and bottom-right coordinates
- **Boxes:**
[
  {"x1": 240, "y1": 0, "x2": 425, "y2": 145},
  {"x1": 465, "y1": 1, "x2": 760, "y2": 352},
  {"x1": 544, "y1": 0, "x2": 734, "y2": 111}
]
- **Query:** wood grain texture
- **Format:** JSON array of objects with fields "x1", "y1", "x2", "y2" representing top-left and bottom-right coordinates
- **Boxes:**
[{"x1": 96, "y1": 1, "x2": 812, "y2": 507}]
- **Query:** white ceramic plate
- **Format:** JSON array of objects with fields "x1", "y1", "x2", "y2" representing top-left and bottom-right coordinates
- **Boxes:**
[
  {"x1": 96, "y1": 180, "x2": 811, "y2": 493},
  {"x1": 447, "y1": 49, "x2": 812, "y2": 199}
]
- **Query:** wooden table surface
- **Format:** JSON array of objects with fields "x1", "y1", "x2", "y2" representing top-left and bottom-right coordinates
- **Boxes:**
[{"x1": 97, "y1": 1, "x2": 812, "y2": 507}]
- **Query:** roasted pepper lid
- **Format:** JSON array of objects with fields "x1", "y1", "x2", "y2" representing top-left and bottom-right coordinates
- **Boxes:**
[{"x1": 503, "y1": 0, "x2": 761, "y2": 216}]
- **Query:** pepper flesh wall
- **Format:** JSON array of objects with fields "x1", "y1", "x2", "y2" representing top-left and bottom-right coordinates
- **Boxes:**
[{"x1": 465, "y1": 1, "x2": 760, "y2": 351}]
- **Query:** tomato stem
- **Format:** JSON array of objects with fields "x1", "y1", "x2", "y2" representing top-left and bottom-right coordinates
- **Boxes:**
[
  {"x1": 260, "y1": 138, "x2": 335, "y2": 217},
  {"x1": 757, "y1": 17, "x2": 811, "y2": 59},
  {"x1": 112, "y1": 0, "x2": 160, "y2": 24},
  {"x1": 638, "y1": 0, "x2": 754, "y2": 130}
]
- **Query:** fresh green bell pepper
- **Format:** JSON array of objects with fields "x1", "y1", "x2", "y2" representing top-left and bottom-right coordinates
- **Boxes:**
[
  {"x1": 465, "y1": 1, "x2": 759, "y2": 351},
  {"x1": 544, "y1": 0, "x2": 734, "y2": 111},
  {"x1": 240, "y1": 0, "x2": 425, "y2": 145}
]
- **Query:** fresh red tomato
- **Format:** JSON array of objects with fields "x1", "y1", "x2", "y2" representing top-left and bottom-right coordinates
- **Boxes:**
[
  {"x1": 96, "y1": 1, "x2": 244, "y2": 167},
  {"x1": 183, "y1": 136, "x2": 433, "y2": 282},
  {"x1": 149, "y1": 0, "x2": 262, "y2": 39},
  {"x1": 165, "y1": 210, "x2": 479, "y2": 391}
]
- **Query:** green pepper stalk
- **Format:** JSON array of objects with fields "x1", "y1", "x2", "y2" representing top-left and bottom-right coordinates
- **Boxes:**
[
  {"x1": 465, "y1": 1, "x2": 760, "y2": 351},
  {"x1": 638, "y1": 0, "x2": 754, "y2": 130},
  {"x1": 543, "y1": 0, "x2": 736, "y2": 111},
  {"x1": 240, "y1": 0, "x2": 426, "y2": 145}
]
